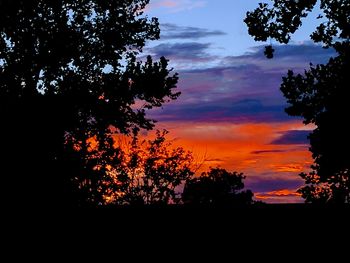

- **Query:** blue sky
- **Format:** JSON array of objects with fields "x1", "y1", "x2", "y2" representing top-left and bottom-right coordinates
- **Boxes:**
[
  {"x1": 146, "y1": 0, "x2": 323, "y2": 57},
  {"x1": 142, "y1": 0, "x2": 334, "y2": 203}
]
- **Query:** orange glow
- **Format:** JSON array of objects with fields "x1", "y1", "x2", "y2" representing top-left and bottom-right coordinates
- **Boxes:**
[
  {"x1": 84, "y1": 120, "x2": 312, "y2": 203},
  {"x1": 153, "y1": 120, "x2": 312, "y2": 175},
  {"x1": 151, "y1": 120, "x2": 313, "y2": 203}
]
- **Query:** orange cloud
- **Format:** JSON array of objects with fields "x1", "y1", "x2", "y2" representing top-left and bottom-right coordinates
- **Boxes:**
[
  {"x1": 149, "y1": 120, "x2": 312, "y2": 203},
  {"x1": 154, "y1": 120, "x2": 312, "y2": 174},
  {"x1": 255, "y1": 189, "x2": 302, "y2": 203},
  {"x1": 262, "y1": 189, "x2": 302, "y2": 197},
  {"x1": 270, "y1": 164, "x2": 304, "y2": 173}
]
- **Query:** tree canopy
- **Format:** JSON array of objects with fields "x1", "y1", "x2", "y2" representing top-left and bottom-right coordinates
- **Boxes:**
[
  {"x1": 182, "y1": 168, "x2": 254, "y2": 206},
  {"x1": 245, "y1": 0, "x2": 350, "y2": 203},
  {"x1": 0, "y1": 0, "x2": 180, "y2": 206},
  {"x1": 110, "y1": 130, "x2": 194, "y2": 205}
]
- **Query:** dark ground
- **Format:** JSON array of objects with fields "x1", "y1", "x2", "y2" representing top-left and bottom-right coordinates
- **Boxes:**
[{"x1": 4, "y1": 204, "x2": 349, "y2": 255}]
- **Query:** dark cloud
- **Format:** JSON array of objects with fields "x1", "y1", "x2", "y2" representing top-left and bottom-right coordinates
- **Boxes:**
[
  {"x1": 265, "y1": 42, "x2": 335, "y2": 62},
  {"x1": 148, "y1": 42, "x2": 212, "y2": 61},
  {"x1": 224, "y1": 42, "x2": 336, "y2": 70},
  {"x1": 148, "y1": 42, "x2": 334, "y2": 124},
  {"x1": 251, "y1": 150, "x2": 287, "y2": 155},
  {"x1": 151, "y1": 99, "x2": 291, "y2": 123},
  {"x1": 272, "y1": 130, "x2": 311, "y2": 145},
  {"x1": 245, "y1": 177, "x2": 303, "y2": 193},
  {"x1": 149, "y1": 40, "x2": 334, "y2": 72},
  {"x1": 160, "y1": 23, "x2": 226, "y2": 40}
]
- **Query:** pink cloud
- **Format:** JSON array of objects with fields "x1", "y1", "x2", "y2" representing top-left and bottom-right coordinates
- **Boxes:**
[{"x1": 147, "y1": 0, "x2": 206, "y2": 13}]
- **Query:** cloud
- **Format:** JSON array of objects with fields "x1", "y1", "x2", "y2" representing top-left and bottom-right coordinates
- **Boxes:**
[
  {"x1": 151, "y1": 98, "x2": 289, "y2": 123},
  {"x1": 154, "y1": 120, "x2": 313, "y2": 175},
  {"x1": 224, "y1": 43, "x2": 331, "y2": 73},
  {"x1": 251, "y1": 150, "x2": 287, "y2": 155},
  {"x1": 148, "y1": 42, "x2": 212, "y2": 61},
  {"x1": 224, "y1": 42, "x2": 336, "y2": 70},
  {"x1": 264, "y1": 189, "x2": 301, "y2": 197},
  {"x1": 269, "y1": 163, "x2": 305, "y2": 173},
  {"x1": 160, "y1": 23, "x2": 226, "y2": 40},
  {"x1": 246, "y1": 178, "x2": 303, "y2": 193},
  {"x1": 149, "y1": 62, "x2": 289, "y2": 124},
  {"x1": 255, "y1": 189, "x2": 302, "y2": 203},
  {"x1": 148, "y1": 42, "x2": 334, "y2": 125},
  {"x1": 149, "y1": 38, "x2": 334, "y2": 72},
  {"x1": 148, "y1": 0, "x2": 206, "y2": 13},
  {"x1": 205, "y1": 158, "x2": 224, "y2": 162},
  {"x1": 145, "y1": 42, "x2": 330, "y2": 203},
  {"x1": 203, "y1": 158, "x2": 225, "y2": 166},
  {"x1": 268, "y1": 42, "x2": 334, "y2": 62},
  {"x1": 246, "y1": 177, "x2": 304, "y2": 203},
  {"x1": 150, "y1": 120, "x2": 312, "y2": 203},
  {"x1": 271, "y1": 130, "x2": 310, "y2": 145}
]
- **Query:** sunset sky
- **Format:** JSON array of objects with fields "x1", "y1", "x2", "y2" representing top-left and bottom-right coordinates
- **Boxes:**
[{"x1": 143, "y1": 0, "x2": 335, "y2": 203}]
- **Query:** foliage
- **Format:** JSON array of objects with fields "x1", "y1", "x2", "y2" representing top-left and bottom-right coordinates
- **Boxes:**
[
  {"x1": 73, "y1": 130, "x2": 194, "y2": 206},
  {"x1": 245, "y1": 0, "x2": 350, "y2": 203},
  {"x1": 182, "y1": 168, "x2": 254, "y2": 205},
  {"x1": 0, "y1": 0, "x2": 180, "y2": 206},
  {"x1": 113, "y1": 130, "x2": 195, "y2": 205}
]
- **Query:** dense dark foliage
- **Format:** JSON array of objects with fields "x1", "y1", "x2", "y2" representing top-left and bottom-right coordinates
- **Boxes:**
[
  {"x1": 0, "y1": 0, "x2": 180, "y2": 206},
  {"x1": 245, "y1": 0, "x2": 350, "y2": 203},
  {"x1": 182, "y1": 168, "x2": 254, "y2": 205}
]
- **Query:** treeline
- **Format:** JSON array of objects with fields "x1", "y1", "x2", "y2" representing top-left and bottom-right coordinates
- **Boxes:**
[
  {"x1": 66, "y1": 130, "x2": 255, "y2": 206},
  {"x1": 0, "y1": 0, "x2": 349, "y2": 206}
]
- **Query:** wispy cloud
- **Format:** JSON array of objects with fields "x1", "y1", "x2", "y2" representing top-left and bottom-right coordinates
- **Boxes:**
[
  {"x1": 148, "y1": 42, "x2": 335, "y2": 124},
  {"x1": 271, "y1": 130, "x2": 311, "y2": 145},
  {"x1": 145, "y1": 41, "x2": 333, "y2": 203},
  {"x1": 151, "y1": 120, "x2": 311, "y2": 203},
  {"x1": 270, "y1": 164, "x2": 305, "y2": 173},
  {"x1": 151, "y1": 98, "x2": 289, "y2": 123},
  {"x1": 255, "y1": 189, "x2": 302, "y2": 203},
  {"x1": 251, "y1": 150, "x2": 287, "y2": 155},
  {"x1": 148, "y1": 0, "x2": 207, "y2": 13},
  {"x1": 148, "y1": 42, "x2": 212, "y2": 61},
  {"x1": 160, "y1": 23, "x2": 226, "y2": 40}
]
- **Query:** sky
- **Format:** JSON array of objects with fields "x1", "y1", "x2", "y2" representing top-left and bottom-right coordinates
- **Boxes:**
[{"x1": 142, "y1": 0, "x2": 334, "y2": 203}]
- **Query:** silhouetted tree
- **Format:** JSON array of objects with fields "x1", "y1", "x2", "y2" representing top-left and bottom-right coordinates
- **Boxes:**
[
  {"x1": 81, "y1": 130, "x2": 194, "y2": 205},
  {"x1": 245, "y1": 0, "x2": 350, "y2": 203},
  {"x1": 182, "y1": 168, "x2": 254, "y2": 205},
  {"x1": 0, "y1": 0, "x2": 180, "y2": 206}
]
